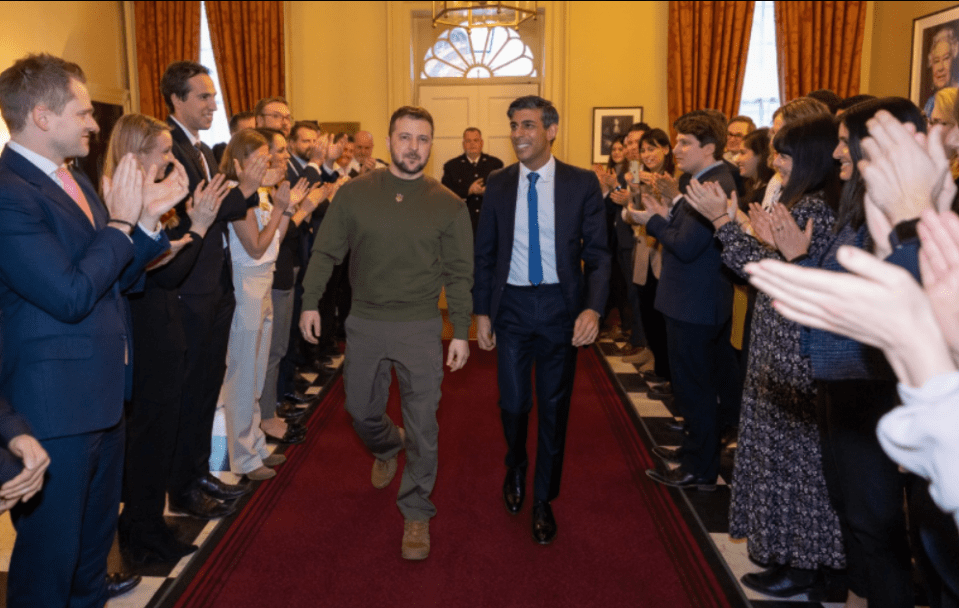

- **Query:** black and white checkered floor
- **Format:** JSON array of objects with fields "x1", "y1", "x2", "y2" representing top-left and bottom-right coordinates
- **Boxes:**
[{"x1": 0, "y1": 341, "x2": 930, "y2": 607}]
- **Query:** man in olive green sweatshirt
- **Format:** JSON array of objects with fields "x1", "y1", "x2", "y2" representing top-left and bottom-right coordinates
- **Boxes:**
[{"x1": 299, "y1": 106, "x2": 473, "y2": 560}]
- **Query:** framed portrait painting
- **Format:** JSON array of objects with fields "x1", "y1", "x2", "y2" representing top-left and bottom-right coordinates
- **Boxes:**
[
  {"x1": 910, "y1": 6, "x2": 959, "y2": 120},
  {"x1": 592, "y1": 107, "x2": 643, "y2": 165}
]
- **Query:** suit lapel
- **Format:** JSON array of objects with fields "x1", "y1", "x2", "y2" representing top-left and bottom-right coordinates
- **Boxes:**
[
  {"x1": 167, "y1": 118, "x2": 207, "y2": 179},
  {"x1": 73, "y1": 166, "x2": 107, "y2": 228},
  {"x1": 502, "y1": 164, "x2": 520, "y2": 247},
  {"x1": 551, "y1": 160, "x2": 571, "y2": 266},
  {"x1": 1, "y1": 147, "x2": 98, "y2": 233}
]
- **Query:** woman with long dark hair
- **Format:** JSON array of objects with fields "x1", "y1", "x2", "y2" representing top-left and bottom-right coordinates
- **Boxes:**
[
  {"x1": 624, "y1": 128, "x2": 674, "y2": 376},
  {"x1": 806, "y1": 97, "x2": 925, "y2": 608},
  {"x1": 735, "y1": 127, "x2": 775, "y2": 206},
  {"x1": 685, "y1": 115, "x2": 844, "y2": 597}
]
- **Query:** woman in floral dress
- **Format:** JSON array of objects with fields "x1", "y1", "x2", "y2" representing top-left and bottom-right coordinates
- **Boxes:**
[{"x1": 685, "y1": 114, "x2": 845, "y2": 597}]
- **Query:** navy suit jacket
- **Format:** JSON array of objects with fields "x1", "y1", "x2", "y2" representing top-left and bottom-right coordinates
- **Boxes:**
[
  {"x1": 0, "y1": 145, "x2": 167, "y2": 440},
  {"x1": 474, "y1": 159, "x2": 610, "y2": 322},
  {"x1": 645, "y1": 162, "x2": 736, "y2": 326},
  {"x1": 167, "y1": 118, "x2": 257, "y2": 296}
]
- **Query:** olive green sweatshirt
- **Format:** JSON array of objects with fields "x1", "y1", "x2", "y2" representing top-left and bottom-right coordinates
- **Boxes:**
[{"x1": 301, "y1": 169, "x2": 474, "y2": 339}]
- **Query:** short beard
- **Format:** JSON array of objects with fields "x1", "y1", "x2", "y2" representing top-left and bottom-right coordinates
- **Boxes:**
[{"x1": 390, "y1": 149, "x2": 427, "y2": 177}]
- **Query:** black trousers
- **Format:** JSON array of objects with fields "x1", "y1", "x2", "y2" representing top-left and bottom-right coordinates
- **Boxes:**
[
  {"x1": 494, "y1": 285, "x2": 578, "y2": 502},
  {"x1": 168, "y1": 288, "x2": 235, "y2": 498},
  {"x1": 664, "y1": 315, "x2": 741, "y2": 481},
  {"x1": 818, "y1": 380, "x2": 913, "y2": 608},
  {"x1": 909, "y1": 477, "x2": 959, "y2": 608},
  {"x1": 617, "y1": 248, "x2": 646, "y2": 348},
  {"x1": 636, "y1": 273, "x2": 670, "y2": 381}
]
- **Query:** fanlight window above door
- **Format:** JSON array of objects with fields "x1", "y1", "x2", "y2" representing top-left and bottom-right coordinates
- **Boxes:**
[{"x1": 422, "y1": 25, "x2": 538, "y2": 78}]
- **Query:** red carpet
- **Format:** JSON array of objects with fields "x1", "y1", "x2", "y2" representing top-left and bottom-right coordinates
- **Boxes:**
[{"x1": 175, "y1": 347, "x2": 732, "y2": 608}]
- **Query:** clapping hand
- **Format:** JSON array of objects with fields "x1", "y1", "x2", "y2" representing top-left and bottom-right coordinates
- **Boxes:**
[
  {"x1": 746, "y1": 246, "x2": 955, "y2": 388},
  {"x1": 748, "y1": 203, "x2": 775, "y2": 245},
  {"x1": 918, "y1": 208, "x2": 959, "y2": 365},
  {"x1": 653, "y1": 173, "x2": 680, "y2": 201},
  {"x1": 102, "y1": 154, "x2": 144, "y2": 227},
  {"x1": 272, "y1": 180, "x2": 293, "y2": 212},
  {"x1": 859, "y1": 111, "x2": 957, "y2": 245},
  {"x1": 685, "y1": 179, "x2": 732, "y2": 221},
  {"x1": 287, "y1": 177, "x2": 310, "y2": 209},
  {"x1": 140, "y1": 159, "x2": 189, "y2": 230},
  {"x1": 768, "y1": 203, "x2": 813, "y2": 261},
  {"x1": 236, "y1": 152, "x2": 269, "y2": 198},
  {"x1": 187, "y1": 174, "x2": 230, "y2": 235}
]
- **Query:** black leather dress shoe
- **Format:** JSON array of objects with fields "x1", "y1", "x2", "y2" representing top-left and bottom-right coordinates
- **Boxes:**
[
  {"x1": 283, "y1": 391, "x2": 312, "y2": 405},
  {"x1": 645, "y1": 465, "x2": 716, "y2": 491},
  {"x1": 503, "y1": 468, "x2": 524, "y2": 515},
  {"x1": 663, "y1": 419, "x2": 686, "y2": 434},
  {"x1": 276, "y1": 402, "x2": 308, "y2": 421},
  {"x1": 119, "y1": 520, "x2": 198, "y2": 567},
  {"x1": 641, "y1": 370, "x2": 667, "y2": 384},
  {"x1": 169, "y1": 487, "x2": 237, "y2": 519},
  {"x1": 106, "y1": 572, "x2": 142, "y2": 598},
  {"x1": 740, "y1": 564, "x2": 824, "y2": 598},
  {"x1": 196, "y1": 473, "x2": 250, "y2": 500},
  {"x1": 531, "y1": 500, "x2": 557, "y2": 545},
  {"x1": 647, "y1": 386, "x2": 673, "y2": 401},
  {"x1": 266, "y1": 423, "x2": 307, "y2": 444},
  {"x1": 651, "y1": 445, "x2": 682, "y2": 464}
]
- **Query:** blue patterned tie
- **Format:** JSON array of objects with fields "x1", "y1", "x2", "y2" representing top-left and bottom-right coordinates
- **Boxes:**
[{"x1": 527, "y1": 172, "x2": 542, "y2": 285}]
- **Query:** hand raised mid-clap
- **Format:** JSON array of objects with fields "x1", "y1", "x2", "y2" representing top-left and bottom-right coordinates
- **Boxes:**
[{"x1": 102, "y1": 153, "x2": 144, "y2": 227}]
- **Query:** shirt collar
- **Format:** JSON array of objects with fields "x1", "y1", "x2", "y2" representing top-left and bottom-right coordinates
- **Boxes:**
[
  {"x1": 692, "y1": 160, "x2": 723, "y2": 181},
  {"x1": 519, "y1": 155, "x2": 555, "y2": 184},
  {"x1": 7, "y1": 140, "x2": 62, "y2": 179},
  {"x1": 169, "y1": 115, "x2": 201, "y2": 146}
]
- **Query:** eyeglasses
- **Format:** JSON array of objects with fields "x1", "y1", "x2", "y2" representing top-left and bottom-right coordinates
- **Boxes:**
[{"x1": 261, "y1": 111, "x2": 293, "y2": 123}]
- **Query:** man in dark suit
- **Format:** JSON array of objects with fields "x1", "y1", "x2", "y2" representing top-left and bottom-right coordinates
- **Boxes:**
[
  {"x1": 442, "y1": 127, "x2": 504, "y2": 235},
  {"x1": 161, "y1": 61, "x2": 262, "y2": 519},
  {"x1": 629, "y1": 113, "x2": 741, "y2": 490},
  {"x1": 474, "y1": 96, "x2": 610, "y2": 545},
  {"x1": 0, "y1": 53, "x2": 171, "y2": 607}
]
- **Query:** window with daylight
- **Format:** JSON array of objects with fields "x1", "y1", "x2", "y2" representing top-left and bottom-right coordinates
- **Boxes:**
[
  {"x1": 422, "y1": 25, "x2": 538, "y2": 79},
  {"x1": 198, "y1": 1, "x2": 231, "y2": 148},
  {"x1": 738, "y1": 0, "x2": 781, "y2": 127}
]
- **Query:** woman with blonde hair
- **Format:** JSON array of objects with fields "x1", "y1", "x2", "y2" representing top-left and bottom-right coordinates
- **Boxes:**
[{"x1": 113, "y1": 113, "x2": 229, "y2": 567}]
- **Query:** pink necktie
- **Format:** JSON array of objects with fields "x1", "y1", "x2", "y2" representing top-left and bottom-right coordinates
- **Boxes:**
[{"x1": 56, "y1": 167, "x2": 95, "y2": 226}]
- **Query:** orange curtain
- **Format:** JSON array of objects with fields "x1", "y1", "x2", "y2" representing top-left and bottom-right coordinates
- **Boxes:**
[
  {"x1": 668, "y1": 1, "x2": 755, "y2": 129},
  {"x1": 775, "y1": 1, "x2": 867, "y2": 102},
  {"x1": 205, "y1": 1, "x2": 285, "y2": 118},
  {"x1": 133, "y1": 1, "x2": 201, "y2": 120}
]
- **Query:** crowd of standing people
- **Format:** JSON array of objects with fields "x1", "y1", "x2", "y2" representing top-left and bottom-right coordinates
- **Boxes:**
[{"x1": 0, "y1": 47, "x2": 957, "y2": 608}]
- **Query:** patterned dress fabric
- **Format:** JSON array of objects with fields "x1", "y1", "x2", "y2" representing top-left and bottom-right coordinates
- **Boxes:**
[{"x1": 716, "y1": 191, "x2": 845, "y2": 570}]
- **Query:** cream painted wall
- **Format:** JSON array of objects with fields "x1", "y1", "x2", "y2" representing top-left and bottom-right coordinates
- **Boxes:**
[
  {"x1": 0, "y1": 1, "x2": 940, "y2": 164},
  {"x1": 867, "y1": 1, "x2": 959, "y2": 97},
  {"x1": 565, "y1": 1, "x2": 669, "y2": 168},
  {"x1": 0, "y1": 1, "x2": 127, "y2": 102},
  {"x1": 287, "y1": 1, "x2": 391, "y2": 147}
]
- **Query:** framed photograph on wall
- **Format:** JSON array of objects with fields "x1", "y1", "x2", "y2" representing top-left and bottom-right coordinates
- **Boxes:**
[
  {"x1": 910, "y1": 6, "x2": 959, "y2": 120},
  {"x1": 592, "y1": 107, "x2": 643, "y2": 165}
]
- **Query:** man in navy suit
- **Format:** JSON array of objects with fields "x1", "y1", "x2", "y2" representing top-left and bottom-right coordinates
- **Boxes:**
[
  {"x1": 0, "y1": 53, "x2": 171, "y2": 607},
  {"x1": 161, "y1": 61, "x2": 261, "y2": 519},
  {"x1": 474, "y1": 95, "x2": 610, "y2": 545},
  {"x1": 629, "y1": 113, "x2": 741, "y2": 491}
]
